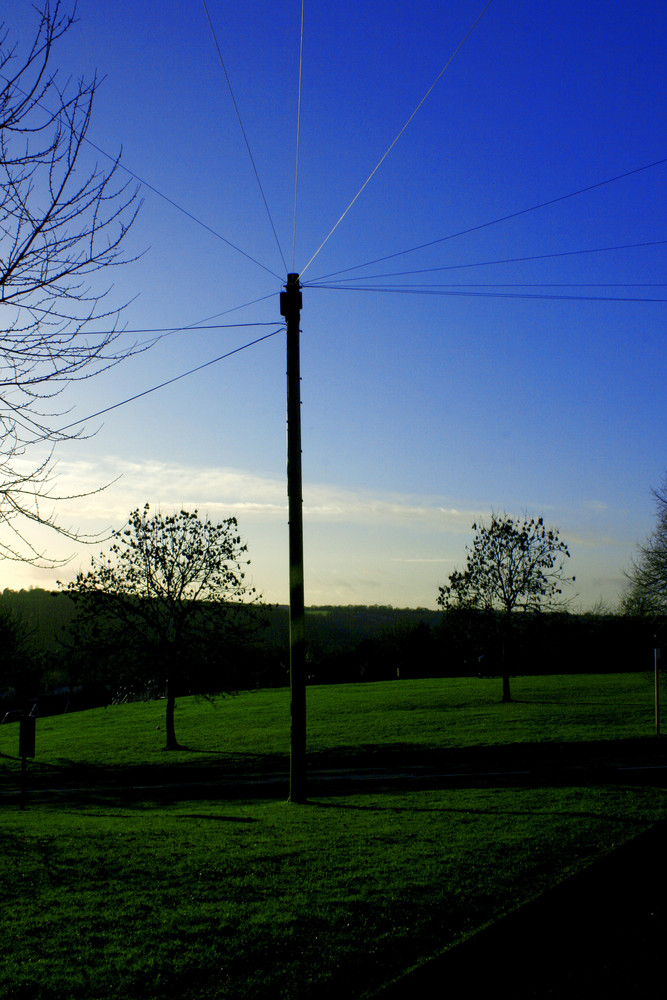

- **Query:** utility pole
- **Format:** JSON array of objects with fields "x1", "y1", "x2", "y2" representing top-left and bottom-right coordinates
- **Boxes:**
[{"x1": 281, "y1": 273, "x2": 306, "y2": 803}]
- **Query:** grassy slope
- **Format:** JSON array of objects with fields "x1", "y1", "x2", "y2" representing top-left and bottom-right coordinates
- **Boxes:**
[
  {"x1": 0, "y1": 672, "x2": 663, "y2": 773},
  {"x1": 1, "y1": 674, "x2": 666, "y2": 1000}
]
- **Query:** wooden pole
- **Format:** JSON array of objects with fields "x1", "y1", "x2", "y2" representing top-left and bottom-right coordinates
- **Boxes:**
[{"x1": 281, "y1": 273, "x2": 306, "y2": 803}]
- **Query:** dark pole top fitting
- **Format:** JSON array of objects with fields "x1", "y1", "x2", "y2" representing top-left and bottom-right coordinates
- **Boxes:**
[{"x1": 280, "y1": 273, "x2": 302, "y2": 319}]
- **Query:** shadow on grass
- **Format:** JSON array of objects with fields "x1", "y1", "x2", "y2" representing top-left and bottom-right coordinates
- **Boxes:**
[
  {"x1": 55, "y1": 809, "x2": 259, "y2": 822},
  {"x1": 11, "y1": 782, "x2": 656, "y2": 834},
  {"x1": 303, "y1": 798, "x2": 649, "y2": 827},
  {"x1": 159, "y1": 746, "x2": 233, "y2": 754},
  {"x1": 510, "y1": 698, "x2": 647, "y2": 707},
  {"x1": 2, "y1": 736, "x2": 665, "y2": 811},
  {"x1": 175, "y1": 813, "x2": 258, "y2": 822}
]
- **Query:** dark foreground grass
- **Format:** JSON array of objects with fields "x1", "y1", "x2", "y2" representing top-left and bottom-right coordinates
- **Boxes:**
[
  {"x1": 1, "y1": 675, "x2": 666, "y2": 998},
  {"x1": 2, "y1": 784, "x2": 666, "y2": 1000}
]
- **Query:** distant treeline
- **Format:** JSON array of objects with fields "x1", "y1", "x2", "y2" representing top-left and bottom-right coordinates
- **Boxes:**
[
  {"x1": 300, "y1": 605, "x2": 663, "y2": 683},
  {"x1": 0, "y1": 589, "x2": 664, "y2": 716}
]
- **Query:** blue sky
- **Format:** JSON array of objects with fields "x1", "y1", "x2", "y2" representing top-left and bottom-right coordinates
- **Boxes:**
[{"x1": 1, "y1": 0, "x2": 665, "y2": 609}]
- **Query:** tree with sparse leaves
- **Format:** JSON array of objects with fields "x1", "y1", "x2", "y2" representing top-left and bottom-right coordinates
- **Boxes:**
[
  {"x1": 1, "y1": 2, "x2": 143, "y2": 563},
  {"x1": 61, "y1": 506, "x2": 262, "y2": 749},
  {"x1": 623, "y1": 477, "x2": 667, "y2": 617},
  {"x1": 438, "y1": 513, "x2": 574, "y2": 701}
]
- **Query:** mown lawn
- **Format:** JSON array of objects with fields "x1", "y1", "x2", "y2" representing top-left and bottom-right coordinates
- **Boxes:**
[
  {"x1": 2, "y1": 784, "x2": 666, "y2": 1000},
  {"x1": 0, "y1": 674, "x2": 665, "y2": 999},
  {"x1": 0, "y1": 672, "x2": 662, "y2": 775}
]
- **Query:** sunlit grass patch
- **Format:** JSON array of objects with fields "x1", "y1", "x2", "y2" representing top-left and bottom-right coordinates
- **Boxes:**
[{"x1": 0, "y1": 673, "x2": 662, "y2": 778}]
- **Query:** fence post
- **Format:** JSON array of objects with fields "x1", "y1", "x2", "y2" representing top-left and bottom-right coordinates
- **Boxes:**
[
  {"x1": 19, "y1": 715, "x2": 36, "y2": 811},
  {"x1": 655, "y1": 646, "x2": 661, "y2": 737}
]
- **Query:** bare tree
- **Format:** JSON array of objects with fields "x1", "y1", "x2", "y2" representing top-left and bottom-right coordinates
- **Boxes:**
[
  {"x1": 0, "y1": 2, "x2": 143, "y2": 562},
  {"x1": 438, "y1": 513, "x2": 574, "y2": 701}
]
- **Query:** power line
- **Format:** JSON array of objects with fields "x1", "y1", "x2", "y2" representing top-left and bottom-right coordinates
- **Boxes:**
[
  {"x1": 96, "y1": 150, "x2": 283, "y2": 280},
  {"x1": 8, "y1": 289, "x2": 278, "y2": 332},
  {"x1": 5, "y1": 293, "x2": 281, "y2": 352},
  {"x1": 201, "y1": 0, "x2": 287, "y2": 275},
  {"x1": 56, "y1": 328, "x2": 283, "y2": 433},
  {"x1": 309, "y1": 158, "x2": 667, "y2": 282},
  {"x1": 292, "y1": 0, "x2": 306, "y2": 272},
  {"x1": 155, "y1": 292, "x2": 280, "y2": 339},
  {"x1": 96, "y1": 151, "x2": 282, "y2": 279},
  {"x1": 304, "y1": 239, "x2": 667, "y2": 284},
  {"x1": 312, "y1": 281, "x2": 667, "y2": 291},
  {"x1": 62, "y1": 322, "x2": 281, "y2": 336},
  {"x1": 309, "y1": 285, "x2": 667, "y2": 303},
  {"x1": 0, "y1": 68, "x2": 284, "y2": 281},
  {"x1": 299, "y1": 0, "x2": 496, "y2": 278}
]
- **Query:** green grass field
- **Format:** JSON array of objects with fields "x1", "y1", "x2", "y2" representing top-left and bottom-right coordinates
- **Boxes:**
[
  {"x1": 1, "y1": 672, "x2": 663, "y2": 775},
  {"x1": 1, "y1": 674, "x2": 666, "y2": 999}
]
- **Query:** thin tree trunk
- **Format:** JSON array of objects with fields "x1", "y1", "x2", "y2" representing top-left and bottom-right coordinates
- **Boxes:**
[
  {"x1": 502, "y1": 668, "x2": 512, "y2": 703},
  {"x1": 164, "y1": 645, "x2": 181, "y2": 749},
  {"x1": 501, "y1": 616, "x2": 512, "y2": 702},
  {"x1": 165, "y1": 687, "x2": 178, "y2": 749}
]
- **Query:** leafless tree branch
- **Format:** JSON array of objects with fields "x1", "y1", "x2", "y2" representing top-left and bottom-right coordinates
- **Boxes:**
[{"x1": 0, "y1": 2, "x2": 145, "y2": 563}]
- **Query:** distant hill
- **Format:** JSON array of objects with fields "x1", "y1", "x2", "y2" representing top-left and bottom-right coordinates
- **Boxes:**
[
  {"x1": 0, "y1": 589, "x2": 440, "y2": 656},
  {"x1": 0, "y1": 588, "x2": 76, "y2": 652},
  {"x1": 1, "y1": 589, "x2": 662, "y2": 690},
  {"x1": 265, "y1": 604, "x2": 441, "y2": 648}
]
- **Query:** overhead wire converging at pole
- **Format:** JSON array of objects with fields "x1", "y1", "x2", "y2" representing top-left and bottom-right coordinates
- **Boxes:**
[
  {"x1": 304, "y1": 240, "x2": 667, "y2": 285},
  {"x1": 56, "y1": 328, "x2": 284, "y2": 434},
  {"x1": 85, "y1": 140, "x2": 284, "y2": 281},
  {"x1": 298, "y1": 0, "x2": 496, "y2": 278},
  {"x1": 0, "y1": 74, "x2": 284, "y2": 282},
  {"x1": 201, "y1": 0, "x2": 288, "y2": 276},
  {"x1": 309, "y1": 157, "x2": 667, "y2": 282},
  {"x1": 308, "y1": 285, "x2": 667, "y2": 303},
  {"x1": 5, "y1": 295, "x2": 281, "y2": 360},
  {"x1": 292, "y1": 0, "x2": 305, "y2": 272},
  {"x1": 57, "y1": 322, "x2": 281, "y2": 336},
  {"x1": 10, "y1": 3, "x2": 660, "y2": 463}
]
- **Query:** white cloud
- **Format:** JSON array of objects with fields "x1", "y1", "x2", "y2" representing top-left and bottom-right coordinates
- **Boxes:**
[
  {"x1": 582, "y1": 499, "x2": 609, "y2": 512},
  {"x1": 41, "y1": 456, "x2": 484, "y2": 532},
  {"x1": 0, "y1": 454, "x2": 639, "y2": 610},
  {"x1": 390, "y1": 558, "x2": 455, "y2": 563}
]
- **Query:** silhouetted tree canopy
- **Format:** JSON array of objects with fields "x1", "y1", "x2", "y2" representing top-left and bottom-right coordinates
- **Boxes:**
[
  {"x1": 0, "y1": 606, "x2": 43, "y2": 712},
  {"x1": 61, "y1": 505, "x2": 261, "y2": 748},
  {"x1": 438, "y1": 513, "x2": 574, "y2": 700},
  {"x1": 624, "y1": 477, "x2": 667, "y2": 618}
]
